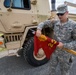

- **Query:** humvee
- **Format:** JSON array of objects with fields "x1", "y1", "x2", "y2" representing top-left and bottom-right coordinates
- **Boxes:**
[
  {"x1": 0, "y1": 0, "x2": 76, "y2": 67},
  {"x1": 0, "y1": 0, "x2": 56, "y2": 66}
]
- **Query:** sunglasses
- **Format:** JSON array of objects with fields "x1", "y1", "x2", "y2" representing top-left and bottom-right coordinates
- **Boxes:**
[{"x1": 57, "y1": 13, "x2": 65, "y2": 16}]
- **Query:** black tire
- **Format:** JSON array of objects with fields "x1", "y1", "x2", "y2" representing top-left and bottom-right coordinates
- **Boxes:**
[
  {"x1": 17, "y1": 48, "x2": 23, "y2": 57},
  {"x1": 23, "y1": 37, "x2": 49, "y2": 67}
]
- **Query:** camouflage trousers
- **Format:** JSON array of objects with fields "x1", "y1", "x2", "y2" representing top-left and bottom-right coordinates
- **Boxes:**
[{"x1": 49, "y1": 53, "x2": 73, "y2": 75}]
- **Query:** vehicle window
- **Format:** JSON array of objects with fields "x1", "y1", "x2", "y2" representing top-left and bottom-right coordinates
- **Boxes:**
[
  {"x1": 4, "y1": 0, "x2": 31, "y2": 10},
  {"x1": 4, "y1": 0, "x2": 11, "y2": 7}
]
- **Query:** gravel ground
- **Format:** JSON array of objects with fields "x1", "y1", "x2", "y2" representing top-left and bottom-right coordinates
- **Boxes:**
[{"x1": 0, "y1": 50, "x2": 76, "y2": 75}]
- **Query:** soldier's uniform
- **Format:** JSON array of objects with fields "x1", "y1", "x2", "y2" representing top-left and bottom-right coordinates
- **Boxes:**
[{"x1": 37, "y1": 4, "x2": 76, "y2": 75}]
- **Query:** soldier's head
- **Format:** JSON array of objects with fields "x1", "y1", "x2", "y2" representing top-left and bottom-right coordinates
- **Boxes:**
[{"x1": 56, "y1": 4, "x2": 69, "y2": 22}]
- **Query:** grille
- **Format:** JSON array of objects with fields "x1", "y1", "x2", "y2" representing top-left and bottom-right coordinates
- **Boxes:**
[{"x1": 4, "y1": 33, "x2": 22, "y2": 43}]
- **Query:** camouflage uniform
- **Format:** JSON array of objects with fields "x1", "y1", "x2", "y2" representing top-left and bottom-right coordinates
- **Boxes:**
[
  {"x1": 37, "y1": 18, "x2": 76, "y2": 75},
  {"x1": 37, "y1": 4, "x2": 76, "y2": 75}
]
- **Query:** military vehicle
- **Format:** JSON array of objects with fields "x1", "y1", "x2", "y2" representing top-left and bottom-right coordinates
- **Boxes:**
[
  {"x1": 0, "y1": 0, "x2": 56, "y2": 66},
  {"x1": 0, "y1": 0, "x2": 76, "y2": 67}
]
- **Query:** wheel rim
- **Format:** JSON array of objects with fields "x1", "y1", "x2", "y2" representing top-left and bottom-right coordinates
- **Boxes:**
[{"x1": 33, "y1": 48, "x2": 46, "y2": 60}]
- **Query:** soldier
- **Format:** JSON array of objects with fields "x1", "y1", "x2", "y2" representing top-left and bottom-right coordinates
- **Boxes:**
[{"x1": 36, "y1": 4, "x2": 76, "y2": 75}]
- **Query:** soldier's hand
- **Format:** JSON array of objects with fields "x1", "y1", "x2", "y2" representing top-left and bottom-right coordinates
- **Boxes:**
[
  {"x1": 36, "y1": 29, "x2": 42, "y2": 37},
  {"x1": 57, "y1": 42, "x2": 64, "y2": 49},
  {"x1": 51, "y1": 18, "x2": 57, "y2": 23}
]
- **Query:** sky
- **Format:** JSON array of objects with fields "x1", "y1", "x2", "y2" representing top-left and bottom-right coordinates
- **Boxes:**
[{"x1": 49, "y1": 0, "x2": 76, "y2": 14}]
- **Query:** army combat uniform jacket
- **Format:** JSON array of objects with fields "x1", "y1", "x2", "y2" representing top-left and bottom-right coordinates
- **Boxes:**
[
  {"x1": 37, "y1": 19, "x2": 76, "y2": 75},
  {"x1": 37, "y1": 19, "x2": 76, "y2": 50}
]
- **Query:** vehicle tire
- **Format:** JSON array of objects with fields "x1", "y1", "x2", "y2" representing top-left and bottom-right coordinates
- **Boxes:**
[
  {"x1": 17, "y1": 48, "x2": 23, "y2": 57},
  {"x1": 23, "y1": 37, "x2": 49, "y2": 67}
]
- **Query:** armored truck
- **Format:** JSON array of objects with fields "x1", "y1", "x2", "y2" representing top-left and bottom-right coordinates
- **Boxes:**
[{"x1": 0, "y1": 0, "x2": 53, "y2": 66}]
